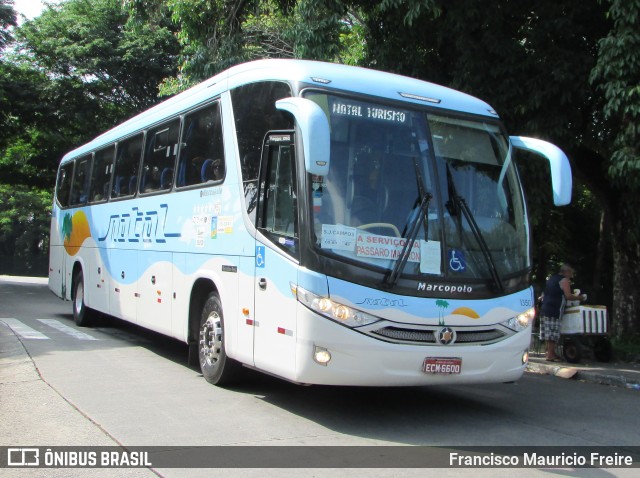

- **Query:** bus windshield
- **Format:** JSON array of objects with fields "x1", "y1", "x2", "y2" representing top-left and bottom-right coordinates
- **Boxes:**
[{"x1": 305, "y1": 92, "x2": 528, "y2": 283}]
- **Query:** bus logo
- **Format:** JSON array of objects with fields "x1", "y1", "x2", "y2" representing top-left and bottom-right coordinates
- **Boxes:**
[
  {"x1": 98, "y1": 204, "x2": 181, "y2": 244},
  {"x1": 436, "y1": 327, "x2": 456, "y2": 345}
]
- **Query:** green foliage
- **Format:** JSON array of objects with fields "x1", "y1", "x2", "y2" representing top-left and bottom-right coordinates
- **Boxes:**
[
  {"x1": 591, "y1": 0, "x2": 640, "y2": 186},
  {"x1": 131, "y1": 0, "x2": 296, "y2": 88},
  {"x1": 337, "y1": 13, "x2": 365, "y2": 65},
  {"x1": 0, "y1": 184, "x2": 52, "y2": 257},
  {"x1": 293, "y1": 0, "x2": 345, "y2": 60},
  {"x1": 0, "y1": 0, "x2": 17, "y2": 50},
  {"x1": 0, "y1": 0, "x2": 181, "y2": 264},
  {"x1": 164, "y1": 0, "x2": 266, "y2": 77},
  {"x1": 16, "y1": 0, "x2": 180, "y2": 111},
  {"x1": 0, "y1": 0, "x2": 182, "y2": 183},
  {"x1": 0, "y1": 61, "x2": 89, "y2": 187},
  {"x1": 611, "y1": 335, "x2": 640, "y2": 362},
  {"x1": 378, "y1": 0, "x2": 441, "y2": 26},
  {"x1": 242, "y1": 6, "x2": 295, "y2": 60}
]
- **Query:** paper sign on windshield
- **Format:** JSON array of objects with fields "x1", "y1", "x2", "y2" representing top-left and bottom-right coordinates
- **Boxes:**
[
  {"x1": 356, "y1": 233, "x2": 420, "y2": 262},
  {"x1": 420, "y1": 240, "x2": 441, "y2": 274},
  {"x1": 321, "y1": 224, "x2": 356, "y2": 251}
]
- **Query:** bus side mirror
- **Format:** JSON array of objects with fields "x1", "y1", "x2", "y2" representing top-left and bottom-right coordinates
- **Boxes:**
[
  {"x1": 276, "y1": 97, "x2": 330, "y2": 176},
  {"x1": 510, "y1": 136, "x2": 572, "y2": 206}
]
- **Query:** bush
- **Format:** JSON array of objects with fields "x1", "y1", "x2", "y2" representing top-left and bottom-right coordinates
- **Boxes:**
[{"x1": 611, "y1": 335, "x2": 640, "y2": 363}]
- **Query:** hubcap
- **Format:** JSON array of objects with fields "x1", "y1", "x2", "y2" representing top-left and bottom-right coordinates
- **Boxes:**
[
  {"x1": 200, "y1": 312, "x2": 222, "y2": 367},
  {"x1": 74, "y1": 281, "x2": 84, "y2": 316}
]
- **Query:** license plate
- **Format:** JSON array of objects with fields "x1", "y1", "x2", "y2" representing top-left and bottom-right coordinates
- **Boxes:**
[{"x1": 422, "y1": 357, "x2": 462, "y2": 374}]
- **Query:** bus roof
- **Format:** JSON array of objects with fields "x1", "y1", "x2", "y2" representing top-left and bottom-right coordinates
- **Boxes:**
[{"x1": 61, "y1": 59, "x2": 499, "y2": 163}]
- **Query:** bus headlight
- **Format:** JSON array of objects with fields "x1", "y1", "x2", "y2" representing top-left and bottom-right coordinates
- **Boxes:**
[
  {"x1": 295, "y1": 286, "x2": 381, "y2": 328},
  {"x1": 500, "y1": 308, "x2": 535, "y2": 332}
]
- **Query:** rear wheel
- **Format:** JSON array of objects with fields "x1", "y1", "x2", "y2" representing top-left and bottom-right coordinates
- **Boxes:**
[
  {"x1": 73, "y1": 270, "x2": 93, "y2": 327},
  {"x1": 199, "y1": 292, "x2": 241, "y2": 385}
]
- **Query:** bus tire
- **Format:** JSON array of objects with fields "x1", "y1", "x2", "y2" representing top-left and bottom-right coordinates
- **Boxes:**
[
  {"x1": 199, "y1": 292, "x2": 241, "y2": 385},
  {"x1": 73, "y1": 270, "x2": 93, "y2": 327}
]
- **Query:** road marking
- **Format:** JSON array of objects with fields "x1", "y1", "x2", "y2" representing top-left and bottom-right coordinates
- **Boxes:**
[
  {"x1": 1, "y1": 318, "x2": 49, "y2": 340},
  {"x1": 38, "y1": 319, "x2": 98, "y2": 341}
]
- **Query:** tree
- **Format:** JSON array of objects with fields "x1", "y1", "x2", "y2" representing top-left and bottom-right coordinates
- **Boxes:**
[
  {"x1": 17, "y1": 0, "x2": 181, "y2": 112},
  {"x1": 0, "y1": 0, "x2": 17, "y2": 50},
  {"x1": 0, "y1": 184, "x2": 52, "y2": 271},
  {"x1": 590, "y1": 0, "x2": 640, "y2": 338},
  {"x1": 0, "y1": 0, "x2": 181, "y2": 273},
  {"x1": 125, "y1": 0, "x2": 297, "y2": 92}
]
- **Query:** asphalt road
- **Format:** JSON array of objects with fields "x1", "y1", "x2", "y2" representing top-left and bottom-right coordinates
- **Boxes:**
[{"x1": 1, "y1": 276, "x2": 639, "y2": 477}]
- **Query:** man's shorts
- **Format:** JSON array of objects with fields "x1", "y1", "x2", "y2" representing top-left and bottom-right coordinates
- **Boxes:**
[{"x1": 540, "y1": 315, "x2": 561, "y2": 342}]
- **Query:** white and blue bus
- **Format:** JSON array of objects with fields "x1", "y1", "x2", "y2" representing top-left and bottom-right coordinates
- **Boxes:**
[{"x1": 49, "y1": 59, "x2": 572, "y2": 386}]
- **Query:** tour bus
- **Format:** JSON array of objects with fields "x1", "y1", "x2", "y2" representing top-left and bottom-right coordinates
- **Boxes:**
[{"x1": 49, "y1": 59, "x2": 572, "y2": 386}]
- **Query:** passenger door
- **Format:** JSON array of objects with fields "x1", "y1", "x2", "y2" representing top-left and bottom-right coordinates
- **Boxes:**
[{"x1": 253, "y1": 133, "x2": 300, "y2": 379}]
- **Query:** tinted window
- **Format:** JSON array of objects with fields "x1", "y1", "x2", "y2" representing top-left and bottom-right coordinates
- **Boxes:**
[
  {"x1": 263, "y1": 144, "x2": 297, "y2": 238},
  {"x1": 112, "y1": 134, "x2": 143, "y2": 198},
  {"x1": 258, "y1": 135, "x2": 298, "y2": 256},
  {"x1": 176, "y1": 103, "x2": 225, "y2": 187},
  {"x1": 230, "y1": 81, "x2": 293, "y2": 184},
  {"x1": 56, "y1": 162, "x2": 74, "y2": 208},
  {"x1": 141, "y1": 119, "x2": 180, "y2": 193},
  {"x1": 89, "y1": 146, "x2": 114, "y2": 202},
  {"x1": 69, "y1": 155, "x2": 92, "y2": 206}
]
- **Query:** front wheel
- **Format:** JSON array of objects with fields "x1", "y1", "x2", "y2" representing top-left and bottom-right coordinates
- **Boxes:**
[
  {"x1": 73, "y1": 270, "x2": 93, "y2": 327},
  {"x1": 199, "y1": 292, "x2": 242, "y2": 385}
]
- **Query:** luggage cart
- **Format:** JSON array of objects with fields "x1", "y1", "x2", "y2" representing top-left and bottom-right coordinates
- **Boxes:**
[{"x1": 559, "y1": 304, "x2": 612, "y2": 363}]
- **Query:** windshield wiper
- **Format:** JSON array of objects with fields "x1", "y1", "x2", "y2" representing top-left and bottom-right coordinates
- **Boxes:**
[
  {"x1": 412, "y1": 156, "x2": 430, "y2": 240},
  {"x1": 383, "y1": 190, "x2": 432, "y2": 288},
  {"x1": 445, "y1": 163, "x2": 504, "y2": 293}
]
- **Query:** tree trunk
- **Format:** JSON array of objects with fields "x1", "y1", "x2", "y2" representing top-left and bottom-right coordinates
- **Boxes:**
[
  {"x1": 590, "y1": 209, "x2": 610, "y2": 305},
  {"x1": 611, "y1": 219, "x2": 640, "y2": 339}
]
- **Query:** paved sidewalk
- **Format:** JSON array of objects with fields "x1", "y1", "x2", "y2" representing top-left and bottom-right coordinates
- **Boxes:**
[{"x1": 0, "y1": 320, "x2": 158, "y2": 477}]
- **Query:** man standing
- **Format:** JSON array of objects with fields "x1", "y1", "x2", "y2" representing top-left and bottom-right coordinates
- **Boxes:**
[{"x1": 540, "y1": 264, "x2": 587, "y2": 362}]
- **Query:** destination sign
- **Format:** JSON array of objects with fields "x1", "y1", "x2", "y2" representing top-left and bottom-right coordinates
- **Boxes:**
[{"x1": 331, "y1": 101, "x2": 408, "y2": 124}]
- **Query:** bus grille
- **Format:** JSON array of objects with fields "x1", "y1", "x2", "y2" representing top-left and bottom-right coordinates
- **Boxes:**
[{"x1": 369, "y1": 326, "x2": 508, "y2": 345}]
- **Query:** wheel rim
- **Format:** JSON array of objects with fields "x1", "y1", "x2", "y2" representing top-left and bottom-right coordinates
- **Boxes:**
[
  {"x1": 200, "y1": 312, "x2": 222, "y2": 368},
  {"x1": 74, "y1": 280, "x2": 84, "y2": 316}
]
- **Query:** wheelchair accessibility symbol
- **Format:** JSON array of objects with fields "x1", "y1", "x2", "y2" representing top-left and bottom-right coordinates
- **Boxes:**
[
  {"x1": 256, "y1": 245, "x2": 265, "y2": 268},
  {"x1": 448, "y1": 249, "x2": 466, "y2": 272}
]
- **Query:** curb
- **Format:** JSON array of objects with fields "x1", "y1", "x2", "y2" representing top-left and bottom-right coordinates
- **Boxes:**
[{"x1": 526, "y1": 361, "x2": 640, "y2": 389}]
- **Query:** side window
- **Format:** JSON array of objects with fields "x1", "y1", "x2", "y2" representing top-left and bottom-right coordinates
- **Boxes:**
[
  {"x1": 258, "y1": 134, "x2": 297, "y2": 255},
  {"x1": 89, "y1": 146, "x2": 114, "y2": 202},
  {"x1": 176, "y1": 103, "x2": 225, "y2": 188},
  {"x1": 56, "y1": 162, "x2": 74, "y2": 208},
  {"x1": 141, "y1": 119, "x2": 180, "y2": 194},
  {"x1": 69, "y1": 155, "x2": 92, "y2": 206},
  {"x1": 112, "y1": 134, "x2": 143, "y2": 198},
  {"x1": 230, "y1": 81, "x2": 293, "y2": 216}
]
